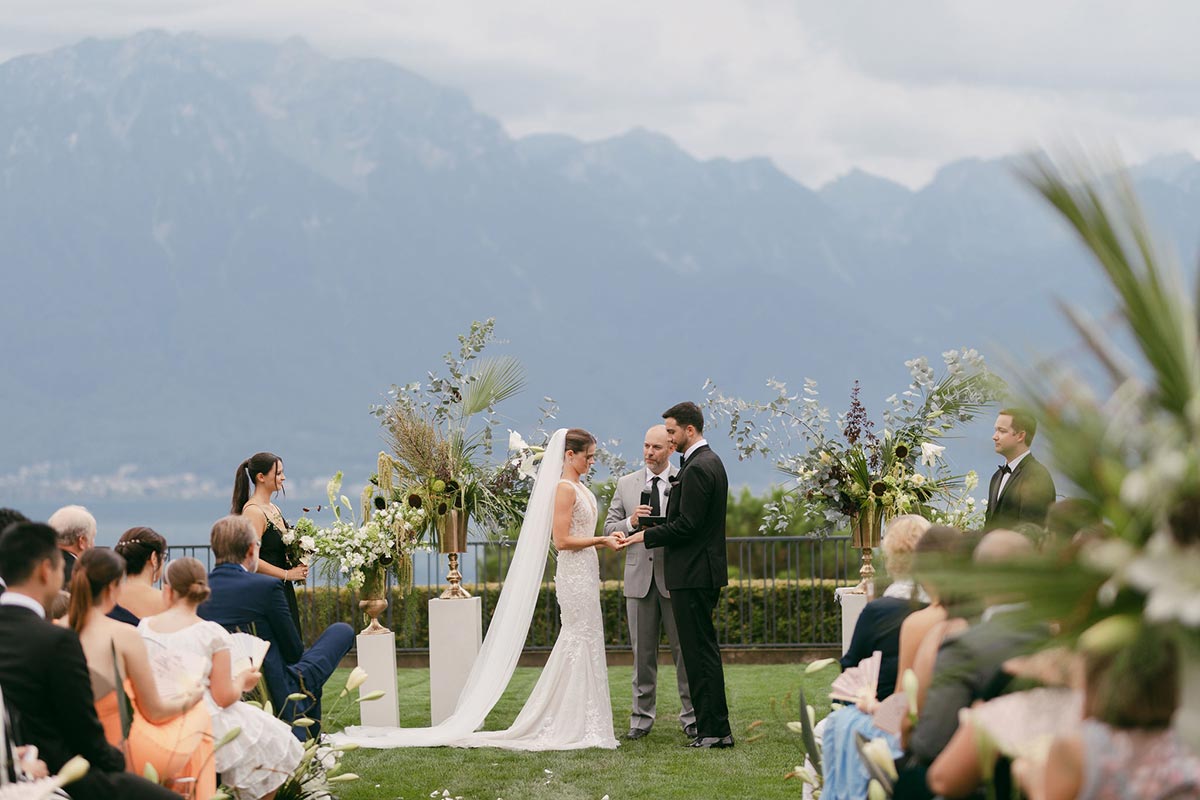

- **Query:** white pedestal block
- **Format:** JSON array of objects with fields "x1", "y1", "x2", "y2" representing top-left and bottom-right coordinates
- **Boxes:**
[
  {"x1": 836, "y1": 589, "x2": 868, "y2": 656},
  {"x1": 428, "y1": 597, "x2": 483, "y2": 725},
  {"x1": 356, "y1": 630, "x2": 399, "y2": 727}
]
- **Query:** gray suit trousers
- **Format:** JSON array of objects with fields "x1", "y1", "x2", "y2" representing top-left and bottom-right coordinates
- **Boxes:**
[{"x1": 627, "y1": 579, "x2": 695, "y2": 731}]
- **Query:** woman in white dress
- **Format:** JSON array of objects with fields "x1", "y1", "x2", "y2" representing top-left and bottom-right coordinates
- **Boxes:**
[
  {"x1": 139, "y1": 558, "x2": 304, "y2": 799},
  {"x1": 338, "y1": 427, "x2": 624, "y2": 751}
]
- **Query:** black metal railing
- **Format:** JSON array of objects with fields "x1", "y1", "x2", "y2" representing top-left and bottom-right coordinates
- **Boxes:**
[{"x1": 168, "y1": 535, "x2": 857, "y2": 650}]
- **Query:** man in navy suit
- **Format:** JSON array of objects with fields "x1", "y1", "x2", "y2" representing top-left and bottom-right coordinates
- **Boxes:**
[{"x1": 199, "y1": 515, "x2": 353, "y2": 740}]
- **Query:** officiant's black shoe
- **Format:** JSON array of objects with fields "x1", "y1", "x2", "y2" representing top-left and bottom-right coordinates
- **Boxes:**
[
  {"x1": 625, "y1": 728, "x2": 650, "y2": 740},
  {"x1": 685, "y1": 735, "x2": 735, "y2": 749},
  {"x1": 684, "y1": 724, "x2": 698, "y2": 738}
]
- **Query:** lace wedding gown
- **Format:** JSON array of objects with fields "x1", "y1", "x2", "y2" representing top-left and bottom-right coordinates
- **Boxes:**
[
  {"x1": 336, "y1": 436, "x2": 618, "y2": 751},
  {"x1": 469, "y1": 480, "x2": 618, "y2": 750}
]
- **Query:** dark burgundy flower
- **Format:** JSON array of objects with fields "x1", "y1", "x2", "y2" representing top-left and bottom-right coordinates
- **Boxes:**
[
  {"x1": 894, "y1": 443, "x2": 909, "y2": 460},
  {"x1": 407, "y1": 493, "x2": 423, "y2": 509},
  {"x1": 436, "y1": 502, "x2": 449, "y2": 515},
  {"x1": 374, "y1": 495, "x2": 387, "y2": 510},
  {"x1": 444, "y1": 480, "x2": 460, "y2": 495},
  {"x1": 379, "y1": 553, "x2": 395, "y2": 566},
  {"x1": 871, "y1": 481, "x2": 888, "y2": 497}
]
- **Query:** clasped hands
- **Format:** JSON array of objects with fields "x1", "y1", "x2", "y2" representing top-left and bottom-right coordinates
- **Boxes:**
[{"x1": 597, "y1": 504, "x2": 655, "y2": 551}]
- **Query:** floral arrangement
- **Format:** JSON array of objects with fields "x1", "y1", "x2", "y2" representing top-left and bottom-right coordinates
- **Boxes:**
[
  {"x1": 706, "y1": 351, "x2": 1003, "y2": 534},
  {"x1": 372, "y1": 319, "x2": 555, "y2": 544},
  {"x1": 307, "y1": 472, "x2": 428, "y2": 591},
  {"x1": 281, "y1": 517, "x2": 319, "y2": 571}
]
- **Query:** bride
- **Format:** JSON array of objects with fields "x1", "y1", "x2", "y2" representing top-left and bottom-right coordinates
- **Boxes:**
[{"x1": 337, "y1": 427, "x2": 623, "y2": 750}]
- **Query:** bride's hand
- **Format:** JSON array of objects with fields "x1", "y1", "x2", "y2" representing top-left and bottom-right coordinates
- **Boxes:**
[{"x1": 597, "y1": 535, "x2": 622, "y2": 551}]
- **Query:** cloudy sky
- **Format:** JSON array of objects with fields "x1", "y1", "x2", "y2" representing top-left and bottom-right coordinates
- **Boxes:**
[{"x1": 3, "y1": 0, "x2": 1199, "y2": 188}]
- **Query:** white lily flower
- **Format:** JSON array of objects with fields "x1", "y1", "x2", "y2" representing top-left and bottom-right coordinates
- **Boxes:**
[
  {"x1": 804, "y1": 657, "x2": 837, "y2": 674},
  {"x1": 919, "y1": 442, "x2": 945, "y2": 467},
  {"x1": 508, "y1": 430, "x2": 528, "y2": 452},
  {"x1": 345, "y1": 665, "x2": 369, "y2": 691}
]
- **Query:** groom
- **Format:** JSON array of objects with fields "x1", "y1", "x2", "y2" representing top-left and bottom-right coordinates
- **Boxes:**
[{"x1": 624, "y1": 402, "x2": 732, "y2": 748}]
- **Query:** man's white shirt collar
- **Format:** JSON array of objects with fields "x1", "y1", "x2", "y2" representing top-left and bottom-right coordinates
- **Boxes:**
[
  {"x1": 0, "y1": 591, "x2": 46, "y2": 618},
  {"x1": 981, "y1": 601, "x2": 1028, "y2": 624},
  {"x1": 645, "y1": 464, "x2": 671, "y2": 481},
  {"x1": 683, "y1": 438, "x2": 708, "y2": 462},
  {"x1": 1005, "y1": 451, "x2": 1031, "y2": 471}
]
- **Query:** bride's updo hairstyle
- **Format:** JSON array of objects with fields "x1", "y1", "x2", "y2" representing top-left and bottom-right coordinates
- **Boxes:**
[
  {"x1": 564, "y1": 428, "x2": 596, "y2": 456},
  {"x1": 165, "y1": 557, "x2": 211, "y2": 605},
  {"x1": 68, "y1": 548, "x2": 127, "y2": 634},
  {"x1": 114, "y1": 526, "x2": 167, "y2": 577},
  {"x1": 231, "y1": 452, "x2": 282, "y2": 514}
]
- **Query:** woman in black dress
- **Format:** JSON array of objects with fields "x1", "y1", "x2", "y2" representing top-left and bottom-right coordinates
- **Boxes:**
[{"x1": 231, "y1": 452, "x2": 308, "y2": 638}]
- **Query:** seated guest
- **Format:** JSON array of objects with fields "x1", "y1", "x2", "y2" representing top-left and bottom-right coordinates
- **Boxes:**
[
  {"x1": 821, "y1": 521, "x2": 956, "y2": 800},
  {"x1": 840, "y1": 514, "x2": 932, "y2": 700},
  {"x1": 47, "y1": 505, "x2": 96, "y2": 587},
  {"x1": 1015, "y1": 621, "x2": 1200, "y2": 800},
  {"x1": 894, "y1": 529, "x2": 1044, "y2": 800},
  {"x1": 141, "y1": 558, "x2": 303, "y2": 799},
  {"x1": 109, "y1": 527, "x2": 169, "y2": 625},
  {"x1": 49, "y1": 589, "x2": 71, "y2": 624},
  {"x1": 199, "y1": 515, "x2": 353, "y2": 740},
  {"x1": 0, "y1": 522, "x2": 180, "y2": 800},
  {"x1": 69, "y1": 548, "x2": 212, "y2": 797}
]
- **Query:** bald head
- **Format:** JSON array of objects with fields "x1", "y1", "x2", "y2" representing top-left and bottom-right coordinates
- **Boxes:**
[
  {"x1": 973, "y1": 529, "x2": 1035, "y2": 564},
  {"x1": 643, "y1": 424, "x2": 672, "y2": 473}
]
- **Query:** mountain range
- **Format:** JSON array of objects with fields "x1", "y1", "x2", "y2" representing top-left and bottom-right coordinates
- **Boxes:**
[{"x1": 4, "y1": 30, "x2": 1200, "y2": 511}]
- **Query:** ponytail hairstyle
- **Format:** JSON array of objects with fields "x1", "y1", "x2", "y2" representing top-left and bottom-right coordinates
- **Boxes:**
[
  {"x1": 114, "y1": 527, "x2": 167, "y2": 577},
  {"x1": 564, "y1": 428, "x2": 596, "y2": 456},
  {"x1": 231, "y1": 452, "x2": 283, "y2": 514},
  {"x1": 164, "y1": 557, "x2": 211, "y2": 606},
  {"x1": 67, "y1": 548, "x2": 126, "y2": 634}
]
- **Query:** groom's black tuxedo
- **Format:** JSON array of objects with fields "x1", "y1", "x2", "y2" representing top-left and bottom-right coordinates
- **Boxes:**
[
  {"x1": 644, "y1": 443, "x2": 731, "y2": 741},
  {"x1": 644, "y1": 445, "x2": 729, "y2": 590},
  {"x1": 0, "y1": 604, "x2": 177, "y2": 800},
  {"x1": 984, "y1": 453, "x2": 1055, "y2": 530}
]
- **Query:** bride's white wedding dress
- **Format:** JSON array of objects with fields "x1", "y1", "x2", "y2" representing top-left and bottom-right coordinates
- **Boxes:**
[
  {"x1": 335, "y1": 429, "x2": 618, "y2": 751},
  {"x1": 470, "y1": 479, "x2": 617, "y2": 749}
]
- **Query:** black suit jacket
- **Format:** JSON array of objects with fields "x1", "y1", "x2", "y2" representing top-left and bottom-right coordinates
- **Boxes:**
[
  {"x1": 985, "y1": 453, "x2": 1056, "y2": 529},
  {"x1": 643, "y1": 444, "x2": 729, "y2": 590},
  {"x1": 198, "y1": 562, "x2": 304, "y2": 713},
  {"x1": 61, "y1": 550, "x2": 77, "y2": 588},
  {"x1": 0, "y1": 604, "x2": 126, "y2": 777}
]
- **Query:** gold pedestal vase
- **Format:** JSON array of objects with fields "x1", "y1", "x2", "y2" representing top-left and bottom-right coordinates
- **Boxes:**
[
  {"x1": 358, "y1": 565, "x2": 390, "y2": 635},
  {"x1": 850, "y1": 506, "x2": 884, "y2": 600},
  {"x1": 437, "y1": 509, "x2": 471, "y2": 599}
]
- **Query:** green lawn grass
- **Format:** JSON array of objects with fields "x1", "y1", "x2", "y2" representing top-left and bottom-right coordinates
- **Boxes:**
[{"x1": 320, "y1": 663, "x2": 832, "y2": 800}]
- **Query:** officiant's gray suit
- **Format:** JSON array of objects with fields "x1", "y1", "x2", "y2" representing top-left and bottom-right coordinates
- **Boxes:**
[{"x1": 605, "y1": 465, "x2": 695, "y2": 734}]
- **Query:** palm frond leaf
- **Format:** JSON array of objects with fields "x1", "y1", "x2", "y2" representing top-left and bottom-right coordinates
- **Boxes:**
[{"x1": 461, "y1": 356, "x2": 526, "y2": 418}]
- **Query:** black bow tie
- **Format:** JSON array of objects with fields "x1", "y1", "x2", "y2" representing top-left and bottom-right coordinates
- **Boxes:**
[{"x1": 996, "y1": 464, "x2": 1012, "y2": 475}]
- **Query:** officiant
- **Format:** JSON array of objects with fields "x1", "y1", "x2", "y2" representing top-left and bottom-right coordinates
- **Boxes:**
[{"x1": 604, "y1": 424, "x2": 696, "y2": 740}]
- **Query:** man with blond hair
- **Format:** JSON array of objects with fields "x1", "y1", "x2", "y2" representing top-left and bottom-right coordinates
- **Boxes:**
[
  {"x1": 199, "y1": 515, "x2": 353, "y2": 740},
  {"x1": 47, "y1": 504, "x2": 95, "y2": 586}
]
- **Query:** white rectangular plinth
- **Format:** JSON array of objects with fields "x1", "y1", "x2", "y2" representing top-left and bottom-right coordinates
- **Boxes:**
[
  {"x1": 838, "y1": 590, "x2": 868, "y2": 656},
  {"x1": 356, "y1": 630, "x2": 399, "y2": 727},
  {"x1": 428, "y1": 597, "x2": 483, "y2": 725}
]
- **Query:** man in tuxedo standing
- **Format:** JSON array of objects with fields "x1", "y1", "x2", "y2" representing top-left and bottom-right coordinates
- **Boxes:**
[
  {"x1": 624, "y1": 402, "x2": 732, "y2": 749},
  {"x1": 47, "y1": 504, "x2": 95, "y2": 587},
  {"x1": 605, "y1": 424, "x2": 696, "y2": 740},
  {"x1": 984, "y1": 408, "x2": 1056, "y2": 530},
  {"x1": 199, "y1": 515, "x2": 354, "y2": 740},
  {"x1": 0, "y1": 522, "x2": 178, "y2": 800}
]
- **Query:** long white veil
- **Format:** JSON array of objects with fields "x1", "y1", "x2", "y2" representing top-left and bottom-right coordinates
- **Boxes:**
[{"x1": 334, "y1": 427, "x2": 566, "y2": 747}]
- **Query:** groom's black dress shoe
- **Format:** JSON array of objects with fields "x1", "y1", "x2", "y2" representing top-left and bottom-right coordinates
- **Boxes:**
[
  {"x1": 625, "y1": 728, "x2": 650, "y2": 740},
  {"x1": 685, "y1": 735, "x2": 735, "y2": 749},
  {"x1": 684, "y1": 724, "x2": 698, "y2": 738}
]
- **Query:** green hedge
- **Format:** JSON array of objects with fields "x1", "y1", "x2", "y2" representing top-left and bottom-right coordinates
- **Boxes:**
[{"x1": 296, "y1": 578, "x2": 850, "y2": 649}]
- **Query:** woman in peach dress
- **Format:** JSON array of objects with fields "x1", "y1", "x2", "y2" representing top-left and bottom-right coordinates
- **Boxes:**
[{"x1": 68, "y1": 548, "x2": 212, "y2": 797}]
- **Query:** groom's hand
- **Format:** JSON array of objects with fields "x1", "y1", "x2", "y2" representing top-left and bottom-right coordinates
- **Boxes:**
[{"x1": 622, "y1": 531, "x2": 645, "y2": 547}]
